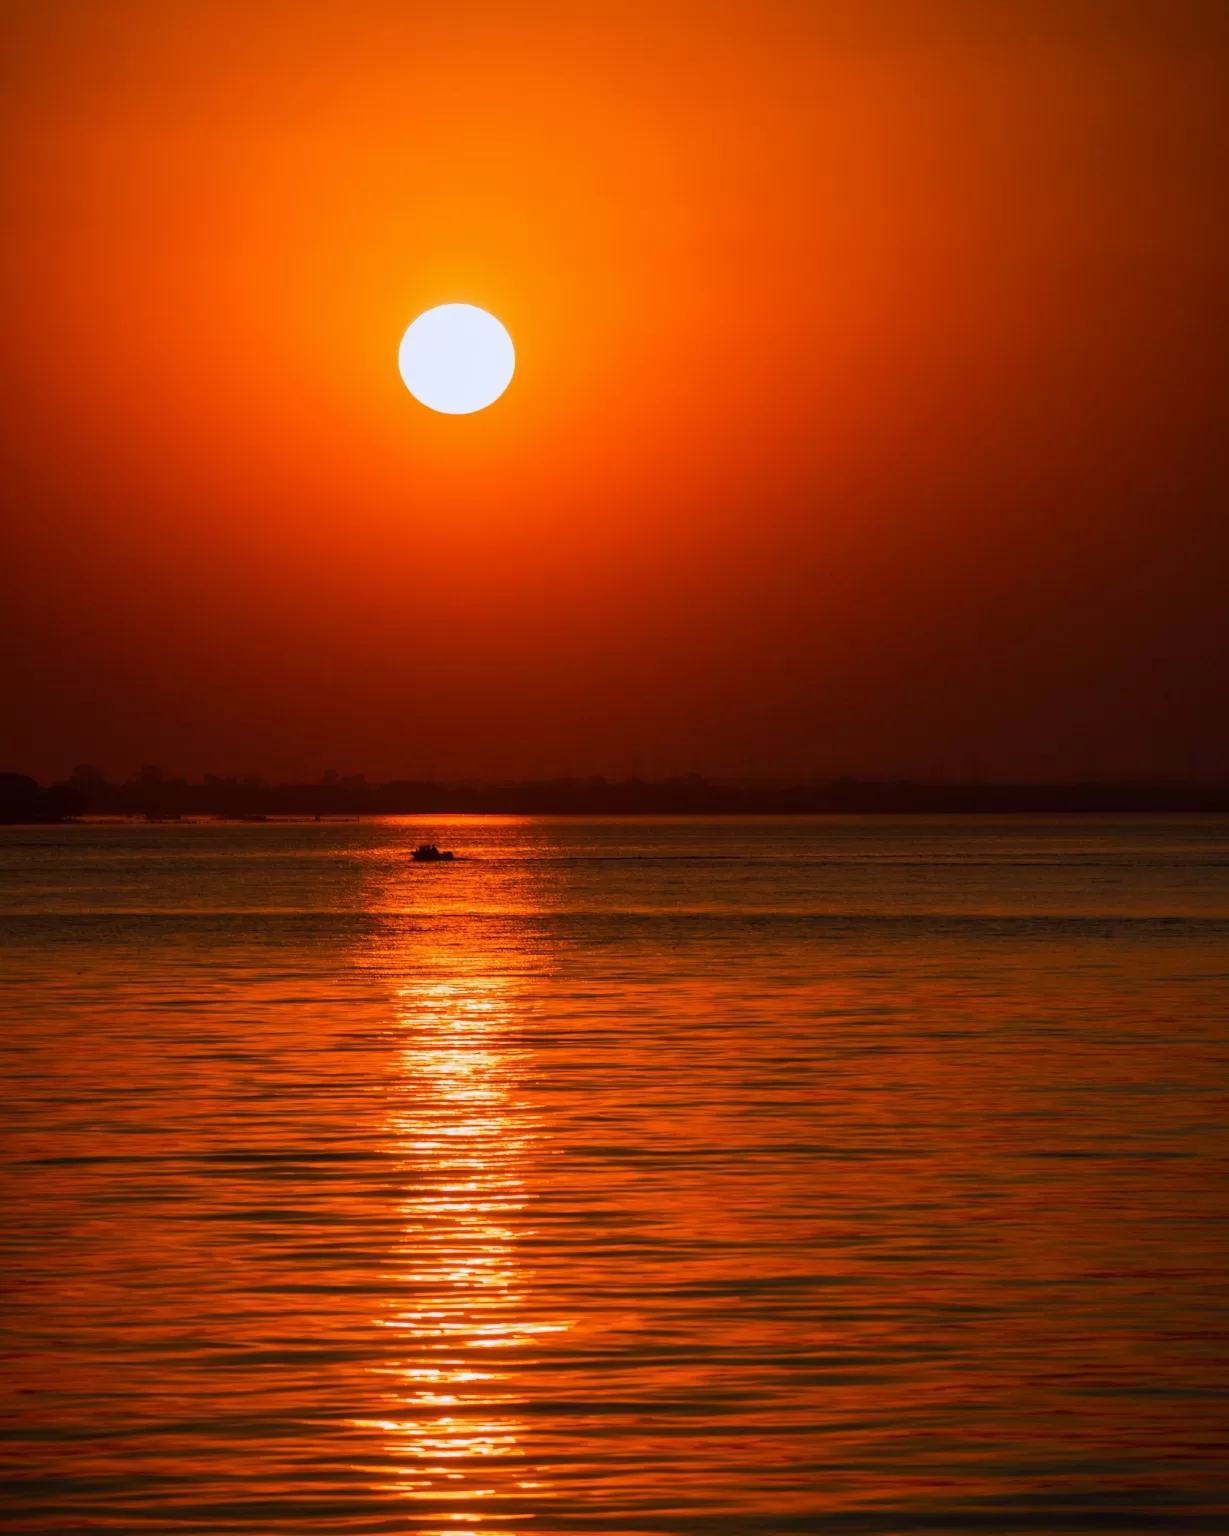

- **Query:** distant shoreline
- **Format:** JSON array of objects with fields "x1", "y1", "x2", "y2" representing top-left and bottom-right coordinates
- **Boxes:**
[{"x1": 4, "y1": 771, "x2": 1229, "y2": 823}]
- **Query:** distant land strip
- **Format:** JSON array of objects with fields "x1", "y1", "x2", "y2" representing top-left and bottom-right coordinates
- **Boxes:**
[{"x1": 3, "y1": 770, "x2": 1229, "y2": 823}]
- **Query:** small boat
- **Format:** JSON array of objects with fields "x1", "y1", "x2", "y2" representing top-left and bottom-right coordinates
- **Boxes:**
[{"x1": 411, "y1": 843, "x2": 455, "y2": 862}]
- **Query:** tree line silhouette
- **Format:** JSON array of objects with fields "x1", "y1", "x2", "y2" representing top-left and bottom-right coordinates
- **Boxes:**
[{"x1": 3, "y1": 765, "x2": 1228, "y2": 822}]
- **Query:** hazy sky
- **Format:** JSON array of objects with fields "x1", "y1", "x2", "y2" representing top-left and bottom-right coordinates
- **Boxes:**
[{"x1": 3, "y1": 0, "x2": 1227, "y2": 782}]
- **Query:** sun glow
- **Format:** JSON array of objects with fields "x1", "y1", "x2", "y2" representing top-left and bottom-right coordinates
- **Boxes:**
[{"x1": 398, "y1": 304, "x2": 515, "y2": 415}]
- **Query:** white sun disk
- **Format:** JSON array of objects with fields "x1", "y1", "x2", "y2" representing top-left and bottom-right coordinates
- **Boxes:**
[{"x1": 398, "y1": 304, "x2": 515, "y2": 414}]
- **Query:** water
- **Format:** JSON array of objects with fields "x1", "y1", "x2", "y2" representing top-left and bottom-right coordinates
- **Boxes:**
[{"x1": 2, "y1": 815, "x2": 1228, "y2": 1533}]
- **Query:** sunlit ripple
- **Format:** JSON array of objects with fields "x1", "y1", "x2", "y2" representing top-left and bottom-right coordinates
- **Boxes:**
[
  {"x1": 354, "y1": 861, "x2": 567, "y2": 1529},
  {"x1": 5, "y1": 816, "x2": 1229, "y2": 1533}
]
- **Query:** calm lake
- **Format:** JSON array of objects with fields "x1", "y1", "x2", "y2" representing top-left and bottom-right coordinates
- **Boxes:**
[{"x1": 3, "y1": 816, "x2": 1228, "y2": 1533}]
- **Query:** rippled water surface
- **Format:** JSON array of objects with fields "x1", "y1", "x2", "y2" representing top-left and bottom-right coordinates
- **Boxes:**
[{"x1": 3, "y1": 816, "x2": 1228, "y2": 1533}]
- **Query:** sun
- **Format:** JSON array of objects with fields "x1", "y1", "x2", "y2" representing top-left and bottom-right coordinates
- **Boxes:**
[{"x1": 398, "y1": 304, "x2": 515, "y2": 415}]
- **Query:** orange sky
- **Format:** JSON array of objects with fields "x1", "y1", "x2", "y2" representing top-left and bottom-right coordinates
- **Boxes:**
[{"x1": 3, "y1": 0, "x2": 1227, "y2": 782}]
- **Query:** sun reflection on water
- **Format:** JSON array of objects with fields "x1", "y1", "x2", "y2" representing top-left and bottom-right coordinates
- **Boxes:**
[{"x1": 353, "y1": 850, "x2": 565, "y2": 1531}]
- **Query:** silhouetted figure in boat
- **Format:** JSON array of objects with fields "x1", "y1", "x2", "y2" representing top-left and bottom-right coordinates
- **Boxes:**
[{"x1": 411, "y1": 843, "x2": 455, "y2": 862}]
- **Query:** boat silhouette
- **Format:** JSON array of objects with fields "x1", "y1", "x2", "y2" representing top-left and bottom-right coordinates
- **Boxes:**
[{"x1": 411, "y1": 843, "x2": 455, "y2": 862}]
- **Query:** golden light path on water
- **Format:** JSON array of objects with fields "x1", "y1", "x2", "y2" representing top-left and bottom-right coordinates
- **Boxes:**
[
  {"x1": 4, "y1": 816, "x2": 1229, "y2": 1533},
  {"x1": 351, "y1": 848, "x2": 568, "y2": 1530}
]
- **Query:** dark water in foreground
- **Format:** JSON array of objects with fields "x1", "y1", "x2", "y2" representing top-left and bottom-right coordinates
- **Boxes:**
[{"x1": 2, "y1": 816, "x2": 1228, "y2": 1534}]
